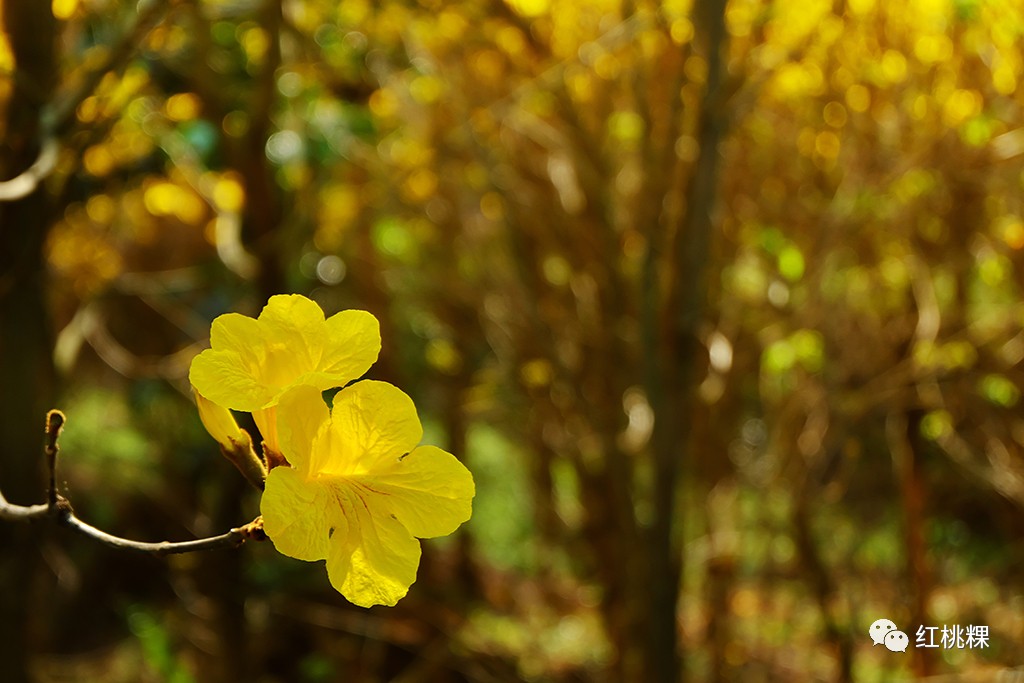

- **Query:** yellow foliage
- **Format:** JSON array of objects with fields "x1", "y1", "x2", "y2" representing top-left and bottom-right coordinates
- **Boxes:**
[
  {"x1": 402, "y1": 168, "x2": 438, "y2": 203},
  {"x1": 212, "y1": 174, "x2": 245, "y2": 213},
  {"x1": 999, "y1": 216, "x2": 1024, "y2": 250},
  {"x1": 992, "y1": 62, "x2": 1017, "y2": 96},
  {"x1": 387, "y1": 137, "x2": 433, "y2": 168},
  {"x1": 437, "y1": 9, "x2": 468, "y2": 41},
  {"x1": 480, "y1": 192, "x2": 504, "y2": 222},
  {"x1": 914, "y1": 34, "x2": 953, "y2": 64},
  {"x1": 726, "y1": 1, "x2": 757, "y2": 39},
  {"x1": 909, "y1": 94, "x2": 929, "y2": 121},
  {"x1": 471, "y1": 49, "x2": 504, "y2": 83},
  {"x1": 768, "y1": 0, "x2": 831, "y2": 48},
  {"x1": 109, "y1": 66, "x2": 149, "y2": 110},
  {"x1": 83, "y1": 145, "x2": 115, "y2": 177},
  {"x1": 814, "y1": 130, "x2": 841, "y2": 160},
  {"x1": 85, "y1": 195, "x2": 116, "y2": 225},
  {"x1": 369, "y1": 88, "x2": 399, "y2": 119},
  {"x1": 0, "y1": 21, "x2": 12, "y2": 72},
  {"x1": 880, "y1": 50, "x2": 908, "y2": 83},
  {"x1": 144, "y1": 181, "x2": 206, "y2": 224},
  {"x1": 47, "y1": 221, "x2": 124, "y2": 295},
  {"x1": 941, "y1": 89, "x2": 981, "y2": 127},
  {"x1": 318, "y1": 185, "x2": 360, "y2": 238},
  {"x1": 165, "y1": 93, "x2": 201, "y2": 122},
  {"x1": 409, "y1": 75, "x2": 445, "y2": 104},
  {"x1": 506, "y1": 0, "x2": 549, "y2": 18},
  {"x1": 0, "y1": 34, "x2": 12, "y2": 136},
  {"x1": 77, "y1": 96, "x2": 100, "y2": 123},
  {"x1": 52, "y1": 0, "x2": 79, "y2": 20},
  {"x1": 847, "y1": 0, "x2": 876, "y2": 16},
  {"x1": 593, "y1": 52, "x2": 620, "y2": 80},
  {"x1": 662, "y1": 0, "x2": 693, "y2": 18},
  {"x1": 566, "y1": 66, "x2": 596, "y2": 103},
  {"x1": 495, "y1": 26, "x2": 526, "y2": 57},
  {"x1": 823, "y1": 101, "x2": 848, "y2": 128},
  {"x1": 520, "y1": 359, "x2": 553, "y2": 388},
  {"x1": 845, "y1": 84, "x2": 871, "y2": 113},
  {"x1": 909, "y1": 0, "x2": 950, "y2": 29},
  {"x1": 669, "y1": 18, "x2": 694, "y2": 45},
  {"x1": 338, "y1": 0, "x2": 370, "y2": 25},
  {"x1": 240, "y1": 26, "x2": 270, "y2": 67},
  {"x1": 425, "y1": 338, "x2": 462, "y2": 373},
  {"x1": 771, "y1": 62, "x2": 824, "y2": 99}
]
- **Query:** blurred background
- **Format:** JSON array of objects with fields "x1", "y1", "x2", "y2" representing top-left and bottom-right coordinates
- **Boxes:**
[{"x1": 1, "y1": 0, "x2": 1023, "y2": 681}]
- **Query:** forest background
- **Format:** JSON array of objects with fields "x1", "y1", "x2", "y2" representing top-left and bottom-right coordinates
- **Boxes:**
[{"x1": 1, "y1": 0, "x2": 1023, "y2": 681}]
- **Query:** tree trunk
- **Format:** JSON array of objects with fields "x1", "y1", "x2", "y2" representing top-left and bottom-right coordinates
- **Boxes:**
[
  {"x1": 0, "y1": 2, "x2": 59, "y2": 681},
  {"x1": 645, "y1": 0, "x2": 729, "y2": 680}
]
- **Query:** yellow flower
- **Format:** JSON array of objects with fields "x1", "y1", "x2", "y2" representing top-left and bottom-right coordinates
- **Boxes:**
[
  {"x1": 260, "y1": 382, "x2": 475, "y2": 607},
  {"x1": 189, "y1": 294, "x2": 380, "y2": 413}
]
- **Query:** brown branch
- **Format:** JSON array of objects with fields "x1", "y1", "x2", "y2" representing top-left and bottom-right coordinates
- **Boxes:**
[
  {"x1": 0, "y1": 409, "x2": 265, "y2": 555},
  {"x1": 43, "y1": 409, "x2": 63, "y2": 509},
  {"x1": 0, "y1": 489, "x2": 261, "y2": 555},
  {"x1": 0, "y1": 137, "x2": 58, "y2": 201}
]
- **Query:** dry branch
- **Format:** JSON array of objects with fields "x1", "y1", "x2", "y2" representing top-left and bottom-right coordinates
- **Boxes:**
[{"x1": 0, "y1": 409, "x2": 264, "y2": 555}]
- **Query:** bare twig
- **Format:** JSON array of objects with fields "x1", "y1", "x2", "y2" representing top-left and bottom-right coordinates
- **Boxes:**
[
  {"x1": 43, "y1": 409, "x2": 63, "y2": 510},
  {"x1": 0, "y1": 410, "x2": 264, "y2": 555},
  {"x1": 0, "y1": 137, "x2": 59, "y2": 201}
]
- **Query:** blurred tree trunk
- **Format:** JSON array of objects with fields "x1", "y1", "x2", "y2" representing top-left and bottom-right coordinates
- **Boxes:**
[
  {"x1": 441, "y1": 368, "x2": 483, "y2": 599},
  {"x1": 892, "y1": 410, "x2": 933, "y2": 678},
  {"x1": 793, "y1": 473, "x2": 853, "y2": 683},
  {"x1": 644, "y1": 0, "x2": 728, "y2": 680},
  {"x1": 199, "y1": 469, "x2": 250, "y2": 683},
  {"x1": 0, "y1": 2, "x2": 58, "y2": 682}
]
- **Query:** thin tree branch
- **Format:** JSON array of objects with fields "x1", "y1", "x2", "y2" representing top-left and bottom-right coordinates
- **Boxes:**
[
  {"x1": 0, "y1": 137, "x2": 58, "y2": 201},
  {"x1": 43, "y1": 409, "x2": 62, "y2": 509},
  {"x1": 62, "y1": 513, "x2": 257, "y2": 555},
  {"x1": 0, "y1": 409, "x2": 265, "y2": 555}
]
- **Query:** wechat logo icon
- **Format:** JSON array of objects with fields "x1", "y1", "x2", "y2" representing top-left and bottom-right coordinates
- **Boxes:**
[{"x1": 870, "y1": 618, "x2": 909, "y2": 652}]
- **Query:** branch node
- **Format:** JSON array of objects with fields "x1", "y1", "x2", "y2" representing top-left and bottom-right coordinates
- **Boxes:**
[
  {"x1": 53, "y1": 494, "x2": 73, "y2": 517},
  {"x1": 235, "y1": 516, "x2": 266, "y2": 542}
]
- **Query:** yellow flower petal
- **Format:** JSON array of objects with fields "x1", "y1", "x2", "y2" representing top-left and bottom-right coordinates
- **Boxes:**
[
  {"x1": 276, "y1": 385, "x2": 330, "y2": 473},
  {"x1": 189, "y1": 294, "x2": 381, "y2": 412},
  {"x1": 190, "y1": 346, "x2": 272, "y2": 411},
  {"x1": 325, "y1": 380, "x2": 422, "y2": 474},
  {"x1": 261, "y1": 466, "x2": 346, "y2": 562},
  {"x1": 255, "y1": 295, "x2": 325, "y2": 389},
  {"x1": 322, "y1": 310, "x2": 383, "y2": 376},
  {"x1": 356, "y1": 445, "x2": 475, "y2": 538},
  {"x1": 326, "y1": 488, "x2": 421, "y2": 607},
  {"x1": 209, "y1": 312, "x2": 261, "y2": 356},
  {"x1": 252, "y1": 405, "x2": 278, "y2": 449}
]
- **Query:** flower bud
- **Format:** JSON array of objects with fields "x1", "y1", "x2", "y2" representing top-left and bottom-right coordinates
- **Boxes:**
[{"x1": 194, "y1": 389, "x2": 266, "y2": 490}]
